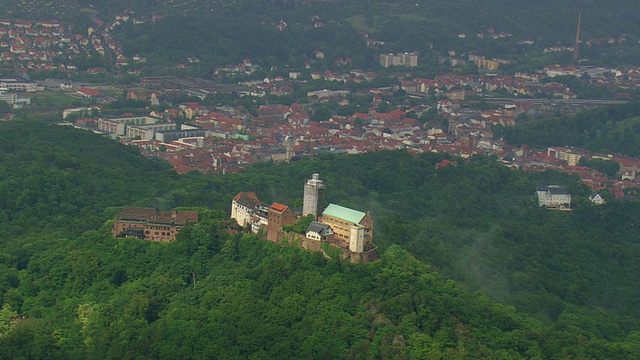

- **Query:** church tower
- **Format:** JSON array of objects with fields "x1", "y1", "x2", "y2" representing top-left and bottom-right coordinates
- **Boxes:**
[
  {"x1": 303, "y1": 173, "x2": 324, "y2": 219},
  {"x1": 284, "y1": 135, "x2": 295, "y2": 163}
]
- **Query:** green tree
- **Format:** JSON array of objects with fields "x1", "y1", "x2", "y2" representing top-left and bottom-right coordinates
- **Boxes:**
[
  {"x1": 0, "y1": 101, "x2": 11, "y2": 116},
  {"x1": 292, "y1": 214, "x2": 315, "y2": 234}
]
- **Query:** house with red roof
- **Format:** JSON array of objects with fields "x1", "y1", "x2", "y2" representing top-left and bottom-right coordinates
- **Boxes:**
[
  {"x1": 76, "y1": 87, "x2": 101, "y2": 99},
  {"x1": 14, "y1": 20, "x2": 31, "y2": 28}
]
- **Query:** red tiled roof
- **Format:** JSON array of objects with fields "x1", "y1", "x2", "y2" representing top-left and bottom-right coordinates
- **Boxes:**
[
  {"x1": 77, "y1": 87, "x2": 101, "y2": 97},
  {"x1": 270, "y1": 202, "x2": 288, "y2": 213},
  {"x1": 234, "y1": 191, "x2": 258, "y2": 202}
]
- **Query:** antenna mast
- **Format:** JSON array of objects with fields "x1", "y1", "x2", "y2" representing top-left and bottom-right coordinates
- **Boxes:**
[{"x1": 574, "y1": 12, "x2": 582, "y2": 61}]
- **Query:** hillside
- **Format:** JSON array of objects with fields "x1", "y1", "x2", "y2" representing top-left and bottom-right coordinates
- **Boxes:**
[
  {"x1": 1, "y1": 123, "x2": 640, "y2": 357},
  {"x1": 109, "y1": 0, "x2": 640, "y2": 70},
  {"x1": 4, "y1": 0, "x2": 640, "y2": 74},
  {"x1": 0, "y1": 121, "x2": 176, "y2": 240},
  {"x1": 168, "y1": 150, "x2": 640, "y2": 323}
]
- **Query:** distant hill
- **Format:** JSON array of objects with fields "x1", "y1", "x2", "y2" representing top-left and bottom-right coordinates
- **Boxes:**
[
  {"x1": 110, "y1": 0, "x2": 640, "y2": 68},
  {"x1": 3, "y1": 0, "x2": 640, "y2": 71}
]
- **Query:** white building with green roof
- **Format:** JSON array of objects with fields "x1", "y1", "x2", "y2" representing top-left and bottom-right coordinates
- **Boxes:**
[{"x1": 320, "y1": 204, "x2": 373, "y2": 253}]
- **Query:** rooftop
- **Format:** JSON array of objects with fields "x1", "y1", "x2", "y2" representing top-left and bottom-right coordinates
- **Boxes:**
[
  {"x1": 270, "y1": 202, "x2": 289, "y2": 213},
  {"x1": 307, "y1": 221, "x2": 333, "y2": 236},
  {"x1": 322, "y1": 203, "x2": 366, "y2": 224}
]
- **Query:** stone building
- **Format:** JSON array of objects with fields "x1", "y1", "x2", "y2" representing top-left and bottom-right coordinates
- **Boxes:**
[
  {"x1": 266, "y1": 202, "x2": 296, "y2": 242},
  {"x1": 112, "y1": 207, "x2": 199, "y2": 241},
  {"x1": 302, "y1": 173, "x2": 324, "y2": 219}
]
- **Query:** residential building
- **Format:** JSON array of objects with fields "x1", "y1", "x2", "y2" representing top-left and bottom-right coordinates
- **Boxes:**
[
  {"x1": 589, "y1": 192, "x2": 606, "y2": 205},
  {"x1": 381, "y1": 53, "x2": 402, "y2": 67},
  {"x1": 474, "y1": 58, "x2": 500, "y2": 70},
  {"x1": 251, "y1": 204, "x2": 270, "y2": 234},
  {"x1": 0, "y1": 78, "x2": 38, "y2": 92},
  {"x1": 127, "y1": 123, "x2": 176, "y2": 140},
  {"x1": 306, "y1": 221, "x2": 334, "y2": 242},
  {"x1": 112, "y1": 207, "x2": 199, "y2": 241},
  {"x1": 548, "y1": 147, "x2": 582, "y2": 166},
  {"x1": 401, "y1": 52, "x2": 419, "y2": 67},
  {"x1": 154, "y1": 127, "x2": 206, "y2": 143},
  {"x1": 97, "y1": 115, "x2": 160, "y2": 136},
  {"x1": 536, "y1": 185, "x2": 572, "y2": 208},
  {"x1": 380, "y1": 52, "x2": 418, "y2": 67}
]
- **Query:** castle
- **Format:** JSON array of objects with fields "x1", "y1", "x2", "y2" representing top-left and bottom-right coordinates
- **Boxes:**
[{"x1": 231, "y1": 173, "x2": 377, "y2": 262}]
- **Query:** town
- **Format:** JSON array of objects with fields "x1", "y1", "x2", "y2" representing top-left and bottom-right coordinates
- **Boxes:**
[{"x1": 1, "y1": 13, "x2": 640, "y2": 203}]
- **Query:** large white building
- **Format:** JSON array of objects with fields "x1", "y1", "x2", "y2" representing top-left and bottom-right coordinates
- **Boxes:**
[
  {"x1": 231, "y1": 192, "x2": 268, "y2": 233},
  {"x1": 231, "y1": 192, "x2": 261, "y2": 227},
  {"x1": 97, "y1": 116, "x2": 161, "y2": 136},
  {"x1": 537, "y1": 185, "x2": 572, "y2": 208},
  {"x1": 0, "y1": 78, "x2": 39, "y2": 92},
  {"x1": 380, "y1": 52, "x2": 418, "y2": 67}
]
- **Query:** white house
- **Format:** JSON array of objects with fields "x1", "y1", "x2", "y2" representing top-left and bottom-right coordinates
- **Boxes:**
[
  {"x1": 306, "y1": 221, "x2": 334, "y2": 242},
  {"x1": 589, "y1": 192, "x2": 606, "y2": 205},
  {"x1": 537, "y1": 185, "x2": 572, "y2": 208}
]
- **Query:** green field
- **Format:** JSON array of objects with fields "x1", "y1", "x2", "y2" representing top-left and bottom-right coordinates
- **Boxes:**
[
  {"x1": 29, "y1": 92, "x2": 86, "y2": 107},
  {"x1": 345, "y1": 14, "x2": 382, "y2": 33}
]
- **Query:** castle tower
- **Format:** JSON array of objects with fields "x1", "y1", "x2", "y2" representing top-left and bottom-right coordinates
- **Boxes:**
[{"x1": 303, "y1": 173, "x2": 324, "y2": 219}]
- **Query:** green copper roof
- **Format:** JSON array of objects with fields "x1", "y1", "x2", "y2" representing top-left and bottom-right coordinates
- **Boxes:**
[
  {"x1": 232, "y1": 134, "x2": 250, "y2": 141},
  {"x1": 322, "y1": 204, "x2": 365, "y2": 224}
]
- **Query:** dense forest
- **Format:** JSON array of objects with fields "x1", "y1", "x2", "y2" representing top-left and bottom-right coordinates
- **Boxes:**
[
  {"x1": 1, "y1": 121, "x2": 640, "y2": 357},
  {"x1": 499, "y1": 100, "x2": 640, "y2": 156},
  {"x1": 116, "y1": 14, "x2": 373, "y2": 71}
]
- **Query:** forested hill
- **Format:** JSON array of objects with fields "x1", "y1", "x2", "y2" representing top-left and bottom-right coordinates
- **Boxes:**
[
  {"x1": 500, "y1": 100, "x2": 640, "y2": 156},
  {"x1": 1, "y1": 122, "x2": 640, "y2": 358},
  {"x1": 0, "y1": 121, "x2": 177, "y2": 239},
  {"x1": 110, "y1": 0, "x2": 640, "y2": 70},
  {"x1": 4, "y1": 0, "x2": 640, "y2": 73}
]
